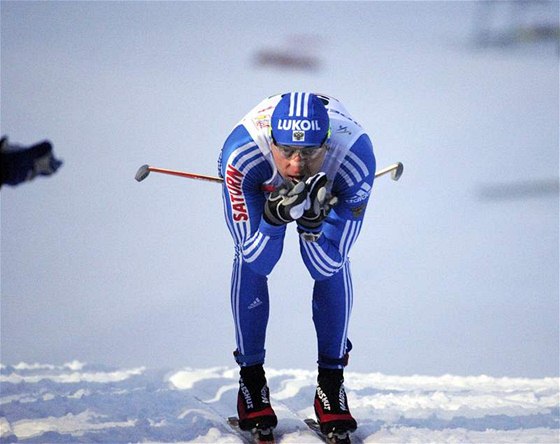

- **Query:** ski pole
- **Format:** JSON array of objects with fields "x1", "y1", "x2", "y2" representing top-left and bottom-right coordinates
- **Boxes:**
[
  {"x1": 375, "y1": 162, "x2": 404, "y2": 181},
  {"x1": 135, "y1": 165, "x2": 222, "y2": 184},
  {"x1": 135, "y1": 161, "x2": 403, "y2": 186}
]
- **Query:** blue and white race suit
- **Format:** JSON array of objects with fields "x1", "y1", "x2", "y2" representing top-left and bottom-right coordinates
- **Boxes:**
[{"x1": 218, "y1": 94, "x2": 376, "y2": 369}]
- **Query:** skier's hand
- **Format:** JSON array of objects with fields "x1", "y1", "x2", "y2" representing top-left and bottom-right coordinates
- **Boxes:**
[
  {"x1": 1, "y1": 138, "x2": 63, "y2": 187},
  {"x1": 298, "y1": 172, "x2": 338, "y2": 231},
  {"x1": 263, "y1": 180, "x2": 308, "y2": 226},
  {"x1": 31, "y1": 146, "x2": 63, "y2": 179}
]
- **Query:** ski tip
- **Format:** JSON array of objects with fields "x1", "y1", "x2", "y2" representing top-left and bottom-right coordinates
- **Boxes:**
[
  {"x1": 305, "y1": 418, "x2": 353, "y2": 443},
  {"x1": 304, "y1": 418, "x2": 320, "y2": 429},
  {"x1": 254, "y1": 431, "x2": 275, "y2": 443},
  {"x1": 227, "y1": 416, "x2": 240, "y2": 426},
  {"x1": 228, "y1": 416, "x2": 275, "y2": 443}
]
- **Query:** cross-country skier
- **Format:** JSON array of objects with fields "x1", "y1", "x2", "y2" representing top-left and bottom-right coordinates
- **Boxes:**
[{"x1": 218, "y1": 92, "x2": 376, "y2": 440}]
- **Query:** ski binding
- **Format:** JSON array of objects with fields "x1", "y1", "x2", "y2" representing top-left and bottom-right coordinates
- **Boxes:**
[
  {"x1": 304, "y1": 418, "x2": 352, "y2": 444},
  {"x1": 228, "y1": 416, "x2": 275, "y2": 443}
]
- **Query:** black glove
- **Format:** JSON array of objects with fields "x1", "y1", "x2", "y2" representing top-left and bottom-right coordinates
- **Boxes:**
[
  {"x1": 263, "y1": 180, "x2": 308, "y2": 226},
  {"x1": 298, "y1": 172, "x2": 338, "y2": 231},
  {"x1": 1, "y1": 138, "x2": 63, "y2": 186}
]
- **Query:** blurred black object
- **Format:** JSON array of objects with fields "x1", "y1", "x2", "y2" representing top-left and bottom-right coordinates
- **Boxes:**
[{"x1": 1, "y1": 136, "x2": 63, "y2": 187}]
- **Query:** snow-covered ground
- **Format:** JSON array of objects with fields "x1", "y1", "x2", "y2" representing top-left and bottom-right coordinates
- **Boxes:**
[{"x1": 1, "y1": 362, "x2": 558, "y2": 443}]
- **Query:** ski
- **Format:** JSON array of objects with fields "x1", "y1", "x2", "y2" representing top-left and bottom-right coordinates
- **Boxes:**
[
  {"x1": 304, "y1": 418, "x2": 352, "y2": 444},
  {"x1": 228, "y1": 416, "x2": 276, "y2": 444}
]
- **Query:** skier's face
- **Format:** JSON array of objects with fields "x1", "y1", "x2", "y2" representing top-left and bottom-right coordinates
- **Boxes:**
[{"x1": 271, "y1": 142, "x2": 327, "y2": 183}]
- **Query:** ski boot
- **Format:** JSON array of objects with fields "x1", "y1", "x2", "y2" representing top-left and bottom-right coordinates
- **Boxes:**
[
  {"x1": 314, "y1": 368, "x2": 357, "y2": 443},
  {"x1": 237, "y1": 364, "x2": 277, "y2": 441}
]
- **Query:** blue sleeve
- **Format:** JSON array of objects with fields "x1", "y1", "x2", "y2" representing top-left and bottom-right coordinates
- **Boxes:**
[
  {"x1": 297, "y1": 134, "x2": 376, "y2": 280},
  {"x1": 220, "y1": 125, "x2": 286, "y2": 276}
]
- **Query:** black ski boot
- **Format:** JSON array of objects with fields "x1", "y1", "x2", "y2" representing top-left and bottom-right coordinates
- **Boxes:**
[
  {"x1": 237, "y1": 364, "x2": 277, "y2": 435},
  {"x1": 314, "y1": 368, "x2": 357, "y2": 442}
]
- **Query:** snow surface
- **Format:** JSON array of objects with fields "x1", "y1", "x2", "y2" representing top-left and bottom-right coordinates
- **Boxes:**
[{"x1": 1, "y1": 362, "x2": 558, "y2": 443}]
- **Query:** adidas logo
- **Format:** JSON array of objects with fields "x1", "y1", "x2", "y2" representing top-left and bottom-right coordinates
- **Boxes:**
[
  {"x1": 248, "y1": 298, "x2": 263, "y2": 310},
  {"x1": 346, "y1": 182, "x2": 371, "y2": 204}
]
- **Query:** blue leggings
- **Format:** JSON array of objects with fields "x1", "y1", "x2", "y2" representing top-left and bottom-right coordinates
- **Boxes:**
[{"x1": 232, "y1": 256, "x2": 353, "y2": 369}]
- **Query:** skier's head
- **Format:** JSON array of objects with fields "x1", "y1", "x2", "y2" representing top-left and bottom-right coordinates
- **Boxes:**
[
  {"x1": 270, "y1": 92, "x2": 330, "y2": 147},
  {"x1": 270, "y1": 92, "x2": 330, "y2": 182}
]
